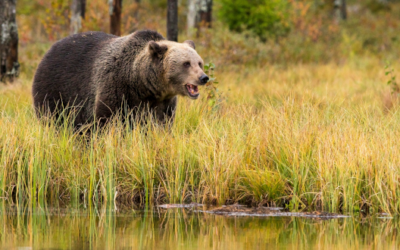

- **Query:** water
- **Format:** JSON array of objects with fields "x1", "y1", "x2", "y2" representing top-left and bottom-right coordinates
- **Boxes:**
[{"x1": 0, "y1": 203, "x2": 399, "y2": 250}]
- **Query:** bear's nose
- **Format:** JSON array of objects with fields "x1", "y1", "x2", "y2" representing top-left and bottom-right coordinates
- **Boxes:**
[{"x1": 199, "y1": 75, "x2": 209, "y2": 84}]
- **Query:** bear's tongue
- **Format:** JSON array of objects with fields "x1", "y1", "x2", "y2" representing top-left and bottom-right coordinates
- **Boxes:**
[{"x1": 186, "y1": 84, "x2": 199, "y2": 97}]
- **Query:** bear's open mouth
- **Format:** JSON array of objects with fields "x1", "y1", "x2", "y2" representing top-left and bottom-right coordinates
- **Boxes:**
[{"x1": 185, "y1": 84, "x2": 199, "y2": 98}]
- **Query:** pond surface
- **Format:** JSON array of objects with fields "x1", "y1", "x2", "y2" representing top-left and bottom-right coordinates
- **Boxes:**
[{"x1": 0, "y1": 203, "x2": 399, "y2": 250}]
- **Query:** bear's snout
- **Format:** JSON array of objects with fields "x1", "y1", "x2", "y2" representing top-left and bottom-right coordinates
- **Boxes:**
[{"x1": 199, "y1": 75, "x2": 209, "y2": 85}]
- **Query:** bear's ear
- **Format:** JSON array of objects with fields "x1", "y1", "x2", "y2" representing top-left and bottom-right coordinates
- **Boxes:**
[
  {"x1": 149, "y1": 41, "x2": 168, "y2": 58},
  {"x1": 184, "y1": 40, "x2": 196, "y2": 50}
]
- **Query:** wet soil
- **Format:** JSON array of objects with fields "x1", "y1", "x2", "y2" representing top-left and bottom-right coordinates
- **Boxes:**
[
  {"x1": 159, "y1": 203, "x2": 349, "y2": 219},
  {"x1": 203, "y1": 205, "x2": 349, "y2": 218},
  {"x1": 157, "y1": 203, "x2": 204, "y2": 209}
]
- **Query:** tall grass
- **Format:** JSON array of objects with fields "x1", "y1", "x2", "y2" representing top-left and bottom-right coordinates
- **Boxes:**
[{"x1": 1, "y1": 57, "x2": 399, "y2": 213}]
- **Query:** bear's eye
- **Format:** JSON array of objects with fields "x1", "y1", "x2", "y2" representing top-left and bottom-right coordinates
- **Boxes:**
[
  {"x1": 183, "y1": 62, "x2": 191, "y2": 68},
  {"x1": 199, "y1": 62, "x2": 203, "y2": 68}
]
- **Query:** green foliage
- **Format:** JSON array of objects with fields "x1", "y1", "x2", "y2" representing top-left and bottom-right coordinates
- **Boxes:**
[
  {"x1": 204, "y1": 63, "x2": 222, "y2": 109},
  {"x1": 217, "y1": 0, "x2": 290, "y2": 41},
  {"x1": 385, "y1": 63, "x2": 398, "y2": 94}
]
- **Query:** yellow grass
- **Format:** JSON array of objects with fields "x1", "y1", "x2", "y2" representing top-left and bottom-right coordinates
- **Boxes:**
[{"x1": 1, "y1": 54, "x2": 399, "y2": 214}]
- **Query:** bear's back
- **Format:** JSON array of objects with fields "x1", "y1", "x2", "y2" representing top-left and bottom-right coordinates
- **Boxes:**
[{"x1": 32, "y1": 32, "x2": 117, "y2": 124}]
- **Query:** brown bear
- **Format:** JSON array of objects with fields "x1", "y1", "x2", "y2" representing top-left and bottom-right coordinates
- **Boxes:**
[{"x1": 32, "y1": 30, "x2": 209, "y2": 128}]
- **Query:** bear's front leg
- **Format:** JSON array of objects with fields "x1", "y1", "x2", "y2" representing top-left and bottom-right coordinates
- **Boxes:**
[
  {"x1": 155, "y1": 97, "x2": 177, "y2": 127},
  {"x1": 94, "y1": 91, "x2": 119, "y2": 128}
]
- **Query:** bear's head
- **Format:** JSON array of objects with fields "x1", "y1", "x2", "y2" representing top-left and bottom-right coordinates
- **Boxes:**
[{"x1": 148, "y1": 40, "x2": 209, "y2": 100}]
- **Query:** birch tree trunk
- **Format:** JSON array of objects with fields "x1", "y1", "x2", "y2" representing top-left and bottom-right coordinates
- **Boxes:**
[
  {"x1": 70, "y1": 0, "x2": 86, "y2": 35},
  {"x1": 167, "y1": 0, "x2": 178, "y2": 42},
  {"x1": 187, "y1": 0, "x2": 212, "y2": 37},
  {"x1": 110, "y1": 0, "x2": 122, "y2": 36},
  {"x1": 0, "y1": 0, "x2": 19, "y2": 82},
  {"x1": 187, "y1": 0, "x2": 197, "y2": 36}
]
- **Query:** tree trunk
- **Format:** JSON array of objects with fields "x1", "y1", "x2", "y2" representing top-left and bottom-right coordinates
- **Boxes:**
[
  {"x1": 134, "y1": 0, "x2": 140, "y2": 21},
  {"x1": 333, "y1": 0, "x2": 347, "y2": 21},
  {"x1": 167, "y1": 0, "x2": 178, "y2": 42},
  {"x1": 187, "y1": 0, "x2": 197, "y2": 36},
  {"x1": 198, "y1": 0, "x2": 212, "y2": 28},
  {"x1": 187, "y1": 0, "x2": 212, "y2": 37},
  {"x1": 71, "y1": 0, "x2": 86, "y2": 35},
  {"x1": 110, "y1": 0, "x2": 122, "y2": 36},
  {"x1": 81, "y1": 0, "x2": 86, "y2": 19},
  {"x1": 0, "y1": 0, "x2": 19, "y2": 82},
  {"x1": 339, "y1": 0, "x2": 347, "y2": 20}
]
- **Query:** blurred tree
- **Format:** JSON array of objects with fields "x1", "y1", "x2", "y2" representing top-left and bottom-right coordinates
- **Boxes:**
[
  {"x1": 187, "y1": 0, "x2": 213, "y2": 36},
  {"x1": 198, "y1": 0, "x2": 213, "y2": 28},
  {"x1": 70, "y1": 0, "x2": 86, "y2": 34},
  {"x1": 333, "y1": 0, "x2": 347, "y2": 21},
  {"x1": 134, "y1": 0, "x2": 140, "y2": 21},
  {"x1": 187, "y1": 0, "x2": 196, "y2": 36},
  {"x1": 0, "y1": 0, "x2": 19, "y2": 82},
  {"x1": 167, "y1": 0, "x2": 178, "y2": 41},
  {"x1": 110, "y1": 0, "x2": 122, "y2": 36}
]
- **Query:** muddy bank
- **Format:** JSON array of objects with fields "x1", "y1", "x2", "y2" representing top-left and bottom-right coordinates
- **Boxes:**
[
  {"x1": 157, "y1": 203, "x2": 203, "y2": 209},
  {"x1": 159, "y1": 204, "x2": 349, "y2": 219},
  {"x1": 202, "y1": 205, "x2": 349, "y2": 218}
]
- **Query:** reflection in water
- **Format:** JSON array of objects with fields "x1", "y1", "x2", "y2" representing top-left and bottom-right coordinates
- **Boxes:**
[{"x1": 0, "y1": 202, "x2": 399, "y2": 250}]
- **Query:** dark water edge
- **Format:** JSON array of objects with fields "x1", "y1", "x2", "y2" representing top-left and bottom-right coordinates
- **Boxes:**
[{"x1": 0, "y1": 202, "x2": 399, "y2": 250}]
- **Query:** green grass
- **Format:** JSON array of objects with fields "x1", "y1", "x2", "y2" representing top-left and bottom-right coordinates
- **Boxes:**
[{"x1": 1, "y1": 56, "x2": 400, "y2": 214}]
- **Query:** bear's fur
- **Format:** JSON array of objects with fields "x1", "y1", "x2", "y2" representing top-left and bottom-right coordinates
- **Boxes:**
[{"x1": 32, "y1": 30, "x2": 208, "y2": 128}]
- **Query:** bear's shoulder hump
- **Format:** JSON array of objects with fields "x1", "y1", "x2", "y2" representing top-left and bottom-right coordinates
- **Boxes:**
[{"x1": 132, "y1": 30, "x2": 165, "y2": 42}]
